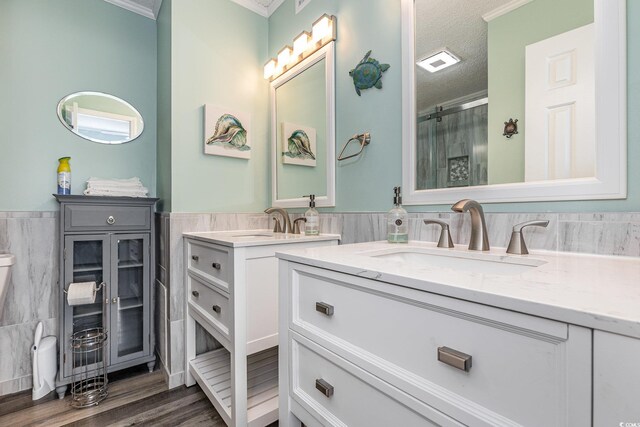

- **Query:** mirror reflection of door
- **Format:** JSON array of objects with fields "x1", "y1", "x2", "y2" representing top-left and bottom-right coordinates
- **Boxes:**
[{"x1": 414, "y1": 0, "x2": 595, "y2": 190}]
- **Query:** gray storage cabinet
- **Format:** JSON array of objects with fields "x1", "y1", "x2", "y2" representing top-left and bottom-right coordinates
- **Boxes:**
[{"x1": 54, "y1": 195, "x2": 158, "y2": 398}]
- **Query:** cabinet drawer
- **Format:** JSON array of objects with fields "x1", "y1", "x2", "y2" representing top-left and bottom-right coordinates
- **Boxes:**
[
  {"x1": 290, "y1": 332, "x2": 459, "y2": 427},
  {"x1": 189, "y1": 276, "x2": 230, "y2": 339},
  {"x1": 187, "y1": 242, "x2": 230, "y2": 292},
  {"x1": 290, "y1": 265, "x2": 591, "y2": 426},
  {"x1": 64, "y1": 204, "x2": 151, "y2": 231}
]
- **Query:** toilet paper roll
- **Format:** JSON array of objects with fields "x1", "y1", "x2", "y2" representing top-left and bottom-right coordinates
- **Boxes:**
[{"x1": 66, "y1": 281, "x2": 97, "y2": 306}]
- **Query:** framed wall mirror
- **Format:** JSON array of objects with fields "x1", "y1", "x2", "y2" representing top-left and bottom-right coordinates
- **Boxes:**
[
  {"x1": 57, "y1": 91, "x2": 144, "y2": 144},
  {"x1": 271, "y1": 41, "x2": 336, "y2": 208},
  {"x1": 401, "y1": 0, "x2": 626, "y2": 205}
]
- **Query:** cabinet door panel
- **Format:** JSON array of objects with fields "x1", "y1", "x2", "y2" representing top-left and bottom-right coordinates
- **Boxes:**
[
  {"x1": 594, "y1": 331, "x2": 640, "y2": 424},
  {"x1": 110, "y1": 234, "x2": 150, "y2": 365},
  {"x1": 63, "y1": 235, "x2": 110, "y2": 379}
]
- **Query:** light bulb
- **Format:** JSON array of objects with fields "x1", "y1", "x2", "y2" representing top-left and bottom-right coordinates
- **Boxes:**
[{"x1": 263, "y1": 59, "x2": 276, "y2": 79}]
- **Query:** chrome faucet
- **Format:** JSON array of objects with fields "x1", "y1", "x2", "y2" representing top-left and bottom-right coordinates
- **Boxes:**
[
  {"x1": 264, "y1": 207, "x2": 293, "y2": 234},
  {"x1": 451, "y1": 199, "x2": 490, "y2": 251}
]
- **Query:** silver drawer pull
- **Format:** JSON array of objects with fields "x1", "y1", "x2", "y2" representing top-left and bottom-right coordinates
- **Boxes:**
[
  {"x1": 316, "y1": 302, "x2": 334, "y2": 316},
  {"x1": 438, "y1": 346, "x2": 472, "y2": 372},
  {"x1": 106, "y1": 215, "x2": 116, "y2": 225},
  {"x1": 212, "y1": 262, "x2": 221, "y2": 270},
  {"x1": 315, "y1": 379, "x2": 334, "y2": 397},
  {"x1": 192, "y1": 290, "x2": 199, "y2": 298},
  {"x1": 191, "y1": 255, "x2": 199, "y2": 262},
  {"x1": 212, "y1": 305, "x2": 221, "y2": 314}
]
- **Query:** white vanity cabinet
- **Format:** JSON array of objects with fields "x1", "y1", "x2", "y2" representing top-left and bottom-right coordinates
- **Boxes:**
[
  {"x1": 279, "y1": 262, "x2": 592, "y2": 427},
  {"x1": 594, "y1": 331, "x2": 640, "y2": 425},
  {"x1": 184, "y1": 232, "x2": 339, "y2": 427}
]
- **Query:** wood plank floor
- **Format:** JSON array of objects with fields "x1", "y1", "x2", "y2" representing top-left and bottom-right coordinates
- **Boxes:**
[{"x1": 0, "y1": 365, "x2": 277, "y2": 426}]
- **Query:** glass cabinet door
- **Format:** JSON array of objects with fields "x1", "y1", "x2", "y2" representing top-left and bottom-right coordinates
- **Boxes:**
[
  {"x1": 63, "y1": 235, "x2": 109, "y2": 376},
  {"x1": 111, "y1": 234, "x2": 149, "y2": 364}
]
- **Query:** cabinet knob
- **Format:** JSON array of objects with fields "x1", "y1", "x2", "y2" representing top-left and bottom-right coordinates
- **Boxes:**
[
  {"x1": 316, "y1": 302, "x2": 334, "y2": 316},
  {"x1": 106, "y1": 215, "x2": 116, "y2": 225},
  {"x1": 112, "y1": 297, "x2": 118, "y2": 304},
  {"x1": 212, "y1": 262, "x2": 221, "y2": 270},
  {"x1": 212, "y1": 305, "x2": 222, "y2": 314},
  {"x1": 192, "y1": 290, "x2": 199, "y2": 298},
  {"x1": 437, "y1": 346, "x2": 472, "y2": 372},
  {"x1": 191, "y1": 255, "x2": 199, "y2": 262},
  {"x1": 315, "y1": 378, "x2": 334, "y2": 397}
]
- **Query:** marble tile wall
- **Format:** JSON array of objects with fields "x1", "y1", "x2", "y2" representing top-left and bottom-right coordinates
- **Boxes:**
[
  {"x1": 0, "y1": 212, "x2": 58, "y2": 395},
  {"x1": 157, "y1": 210, "x2": 640, "y2": 389},
  {"x1": 1, "y1": 209, "x2": 638, "y2": 395}
]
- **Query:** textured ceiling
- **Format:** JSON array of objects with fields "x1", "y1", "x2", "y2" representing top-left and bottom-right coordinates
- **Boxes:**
[{"x1": 416, "y1": 0, "x2": 511, "y2": 113}]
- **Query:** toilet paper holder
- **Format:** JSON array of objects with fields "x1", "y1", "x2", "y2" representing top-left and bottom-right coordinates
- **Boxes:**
[{"x1": 63, "y1": 281, "x2": 104, "y2": 294}]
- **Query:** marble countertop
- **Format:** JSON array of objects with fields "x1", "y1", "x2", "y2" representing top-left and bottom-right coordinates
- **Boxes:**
[
  {"x1": 276, "y1": 241, "x2": 640, "y2": 338},
  {"x1": 183, "y1": 229, "x2": 341, "y2": 248}
]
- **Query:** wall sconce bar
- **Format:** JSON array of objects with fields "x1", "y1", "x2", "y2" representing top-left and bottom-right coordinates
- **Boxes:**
[{"x1": 264, "y1": 14, "x2": 337, "y2": 81}]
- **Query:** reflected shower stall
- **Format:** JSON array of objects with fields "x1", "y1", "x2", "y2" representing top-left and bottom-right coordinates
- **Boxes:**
[{"x1": 416, "y1": 98, "x2": 488, "y2": 190}]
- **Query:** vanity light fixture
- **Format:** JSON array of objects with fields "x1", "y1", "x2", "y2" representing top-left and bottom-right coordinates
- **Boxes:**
[
  {"x1": 263, "y1": 14, "x2": 337, "y2": 81},
  {"x1": 417, "y1": 50, "x2": 460, "y2": 73}
]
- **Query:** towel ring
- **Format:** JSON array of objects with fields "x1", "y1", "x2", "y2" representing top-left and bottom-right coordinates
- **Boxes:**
[{"x1": 337, "y1": 132, "x2": 371, "y2": 161}]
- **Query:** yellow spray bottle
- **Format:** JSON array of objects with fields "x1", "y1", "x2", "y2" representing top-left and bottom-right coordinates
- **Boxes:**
[{"x1": 57, "y1": 157, "x2": 71, "y2": 195}]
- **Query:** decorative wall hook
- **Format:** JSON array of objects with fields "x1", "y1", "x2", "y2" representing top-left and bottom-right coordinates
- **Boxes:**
[
  {"x1": 503, "y1": 118, "x2": 519, "y2": 138},
  {"x1": 338, "y1": 132, "x2": 371, "y2": 161}
]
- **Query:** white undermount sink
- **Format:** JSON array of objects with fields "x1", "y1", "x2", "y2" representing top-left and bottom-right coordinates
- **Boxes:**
[{"x1": 362, "y1": 247, "x2": 547, "y2": 275}]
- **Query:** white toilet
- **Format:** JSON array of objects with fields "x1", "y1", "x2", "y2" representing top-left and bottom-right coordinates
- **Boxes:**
[{"x1": 0, "y1": 253, "x2": 16, "y2": 312}]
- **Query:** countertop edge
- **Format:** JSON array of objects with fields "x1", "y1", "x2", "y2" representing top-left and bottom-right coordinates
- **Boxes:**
[{"x1": 276, "y1": 250, "x2": 640, "y2": 340}]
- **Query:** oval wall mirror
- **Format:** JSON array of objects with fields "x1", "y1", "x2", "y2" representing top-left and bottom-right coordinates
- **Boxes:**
[{"x1": 57, "y1": 91, "x2": 144, "y2": 144}]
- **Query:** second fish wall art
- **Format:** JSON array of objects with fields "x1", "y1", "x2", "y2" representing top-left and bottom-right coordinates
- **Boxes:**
[{"x1": 204, "y1": 104, "x2": 251, "y2": 159}]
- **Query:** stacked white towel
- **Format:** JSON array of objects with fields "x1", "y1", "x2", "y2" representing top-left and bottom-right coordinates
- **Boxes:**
[{"x1": 84, "y1": 177, "x2": 149, "y2": 197}]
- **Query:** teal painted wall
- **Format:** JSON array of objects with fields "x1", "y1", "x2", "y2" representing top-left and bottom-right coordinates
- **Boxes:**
[
  {"x1": 0, "y1": 0, "x2": 157, "y2": 211},
  {"x1": 270, "y1": 0, "x2": 402, "y2": 212},
  {"x1": 487, "y1": 0, "x2": 593, "y2": 185},
  {"x1": 276, "y1": 59, "x2": 327, "y2": 199},
  {"x1": 157, "y1": 0, "x2": 172, "y2": 212},
  {"x1": 268, "y1": 0, "x2": 639, "y2": 213},
  {"x1": 168, "y1": 0, "x2": 269, "y2": 212}
]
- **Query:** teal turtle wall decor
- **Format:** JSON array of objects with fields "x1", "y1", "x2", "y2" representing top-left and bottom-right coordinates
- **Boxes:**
[{"x1": 349, "y1": 50, "x2": 390, "y2": 96}]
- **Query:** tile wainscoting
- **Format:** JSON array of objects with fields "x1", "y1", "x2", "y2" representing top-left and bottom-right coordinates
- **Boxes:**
[
  {"x1": 0, "y1": 210, "x2": 637, "y2": 395},
  {"x1": 0, "y1": 212, "x2": 58, "y2": 396},
  {"x1": 156, "y1": 210, "x2": 640, "y2": 389}
]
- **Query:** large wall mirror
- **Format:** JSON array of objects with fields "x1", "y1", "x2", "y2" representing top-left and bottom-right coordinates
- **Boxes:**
[
  {"x1": 271, "y1": 42, "x2": 336, "y2": 208},
  {"x1": 401, "y1": 0, "x2": 626, "y2": 204},
  {"x1": 57, "y1": 91, "x2": 144, "y2": 144}
]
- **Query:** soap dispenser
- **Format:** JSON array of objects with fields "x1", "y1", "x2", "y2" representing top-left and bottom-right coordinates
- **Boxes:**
[
  {"x1": 387, "y1": 186, "x2": 408, "y2": 243},
  {"x1": 304, "y1": 195, "x2": 319, "y2": 236}
]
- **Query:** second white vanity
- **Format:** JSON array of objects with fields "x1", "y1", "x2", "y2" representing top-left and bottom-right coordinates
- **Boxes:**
[
  {"x1": 183, "y1": 230, "x2": 339, "y2": 427},
  {"x1": 277, "y1": 242, "x2": 640, "y2": 426}
]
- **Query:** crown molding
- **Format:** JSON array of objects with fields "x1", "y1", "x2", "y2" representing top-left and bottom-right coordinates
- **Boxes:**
[
  {"x1": 103, "y1": 0, "x2": 162, "y2": 20},
  {"x1": 230, "y1": 0, "x2": 285, "y2": 17},
  {"x1": 482, "y1": 0, "x2": 533, "y2": 22}
]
